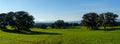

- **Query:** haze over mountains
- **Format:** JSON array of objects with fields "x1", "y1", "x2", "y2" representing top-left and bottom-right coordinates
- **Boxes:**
[
  {"x1": 35, "y1": 18, "x2": 120, "y2": 25},
  {"x1": 35, "y1": 21, "x2": 80, "y2": 24}
]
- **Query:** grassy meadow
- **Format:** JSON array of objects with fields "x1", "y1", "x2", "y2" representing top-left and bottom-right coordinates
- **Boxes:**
[{"x1": 0, "y1": 26, "x2": 120, "y2": 44}]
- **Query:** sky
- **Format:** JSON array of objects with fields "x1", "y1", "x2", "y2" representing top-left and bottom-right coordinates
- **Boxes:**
[{"x1": 0, "y1": 0, "x2": 120, "y2": 22}]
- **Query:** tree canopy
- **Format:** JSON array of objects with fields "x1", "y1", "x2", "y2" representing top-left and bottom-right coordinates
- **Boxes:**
[
  {"x1": 81, "y1": 12, "x2": 119, "y2": 30},
  {"x1": 81, "y1": 12, "x2": 99, "y2": 30},
  {"x1": 0, "y1": 11, "x2": 34, "y2": 31}
]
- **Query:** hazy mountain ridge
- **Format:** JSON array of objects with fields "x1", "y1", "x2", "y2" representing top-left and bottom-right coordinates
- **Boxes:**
[
  {"x1": 35, "y1": 21, "x2": 80, "y2": 24},
  {"x1": 34, "y1": 21, "x2": 80, "y2": 26}
]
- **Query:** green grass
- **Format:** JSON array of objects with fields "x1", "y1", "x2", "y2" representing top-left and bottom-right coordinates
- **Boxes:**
[{"x1": 0, "y1": 26, "x2": 120, "y2": 44}]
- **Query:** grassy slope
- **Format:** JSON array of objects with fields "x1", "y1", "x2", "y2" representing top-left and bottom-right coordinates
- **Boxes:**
[{"x1": 0, "y1": 26, "x2": 120, "y2": 44}]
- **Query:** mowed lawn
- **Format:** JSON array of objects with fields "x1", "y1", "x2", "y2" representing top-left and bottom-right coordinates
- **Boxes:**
[{"x1": 0, "y1": 26, "x2": 120, "y2": 44}]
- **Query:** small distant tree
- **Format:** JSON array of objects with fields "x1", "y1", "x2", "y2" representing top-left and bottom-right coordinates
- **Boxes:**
[
  {"x1": 40, "y1": 24, "x2": 47, "y2": 29},
  {"x1": 81, "y1": 12, "x2": 99, "y2": 30},
  {"x1": 64, "y1": 22, "x2": 70, "y2": 27},
  {"x1": 70, "y1": 23, "x2": 79, "y2": 26},
  {"x1": 52, "y1": 20, "x2": 66, "y2": 29},
  {"x1": 51, "y1": 23, "x2": 55, "y2": 28}
]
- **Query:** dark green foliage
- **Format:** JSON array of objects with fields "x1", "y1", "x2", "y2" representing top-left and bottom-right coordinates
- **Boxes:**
[
  {"x1": 6, "y1": 12, "x2": 16, "y2": 29},
  {"x1": 81, "y1": 12, "x2": 119, "y2": 30},
  {"x1": 14, "y1": 11, "x2": 34, "y2": 31},
  {"x1": 40, "y1": 24, "x2": 48, "y2": 29},
  {"x1": 81, "y1": 12, "x2": 99, "y2": 30},
  {"x1": 69, "y1": 23, "x2": 79, "y2": 26},
  {"x1": 98, "y1": 12, "x2": 118, "y2": 30},
  {"x1": 0, "y1": 11, "x2": 34, "y2": 31},
  {"x1": 64, "y1": 22, "x2": 70, "y2": 27},
  {"x1": 0, "y1": 13, "x2": 7, "y2": 29},
  {"x1": 116, "y1": 22, "x2": 120, "y2": 26},
  {"x1": 51, "y1": 23, "x2": 55, "y2": 28},
  {"x1": 52, "y1": 20, "x2": 66, "y2": 29}
]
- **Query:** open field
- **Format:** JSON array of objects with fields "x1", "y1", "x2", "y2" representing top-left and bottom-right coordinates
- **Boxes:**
[{"x1": 0, "y1": 26, "x2": 120, "y2": 44}]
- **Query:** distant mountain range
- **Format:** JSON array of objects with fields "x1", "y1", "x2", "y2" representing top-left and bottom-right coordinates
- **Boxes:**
[
  {"x1": 35, "y1": 21, "x2": 80, "y2": 24},
  {"x1": 66, "y1": 21, "x2": 81, "y2": 24},
  {"x1": 35, "y1": 19, "x2": 120, "y2": 24},
  {"x1": 34, "y1": 21, "x2": 81, "y2": 26}
]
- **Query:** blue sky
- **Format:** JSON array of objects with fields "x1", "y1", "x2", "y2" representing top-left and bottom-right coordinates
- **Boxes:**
[{"x1": 0, "y1": 0, "x2": 120, "y2": 22}]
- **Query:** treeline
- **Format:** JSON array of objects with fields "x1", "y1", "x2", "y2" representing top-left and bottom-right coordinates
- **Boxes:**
[
  {"x1": 0, "y1": 11, "x2": 119, "y2": 32},
  {"x1": 81, "y1": 12, "x2": 119, "y2": 30},
  {"x1": 34, "y1": 12, "x2": 120, "y2": 30},
  {"x1": 0, "y1": 11, "x2": 34, "y2": 31},
  {"x1": 34, "y1": 20, "x2": 80, "y2": 29}
]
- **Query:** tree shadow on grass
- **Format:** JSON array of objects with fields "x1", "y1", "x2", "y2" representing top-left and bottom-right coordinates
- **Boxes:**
[
  {"x1": 95, "y1": 27, "x2": 120, "y2": 31},
  {"x1": 0, "y1": 28, "x2": 61, "y2": 35},
  {"x1": 107, "y1": 28, "x2": 120, "y2": 31}
]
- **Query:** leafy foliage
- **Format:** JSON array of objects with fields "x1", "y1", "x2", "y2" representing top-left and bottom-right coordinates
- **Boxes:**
[
  {"x1": 14, "y1": 11, "x2": 34, "y2": 31},
  {"x1": 52, "y1": 20, "x2": 66, "y2": 29},
  {"x1": 98, "y1": 12, "x2": 118, "y2": 30},
  {"x1": 0, "y1": 13, "x2": 7, "y2": 29},
  {"x1": 81, "y1": 12, "x2": 99, "y2": 30},
  {"x1": 40, "y1": 24, "x2": 48, "y2": 29},
  {"x1": 81, "y1": 12, "x2": 119, "y2": 30},
  {"x1": 0, "y1": 11, "x2": 34, "y2": 31}
]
